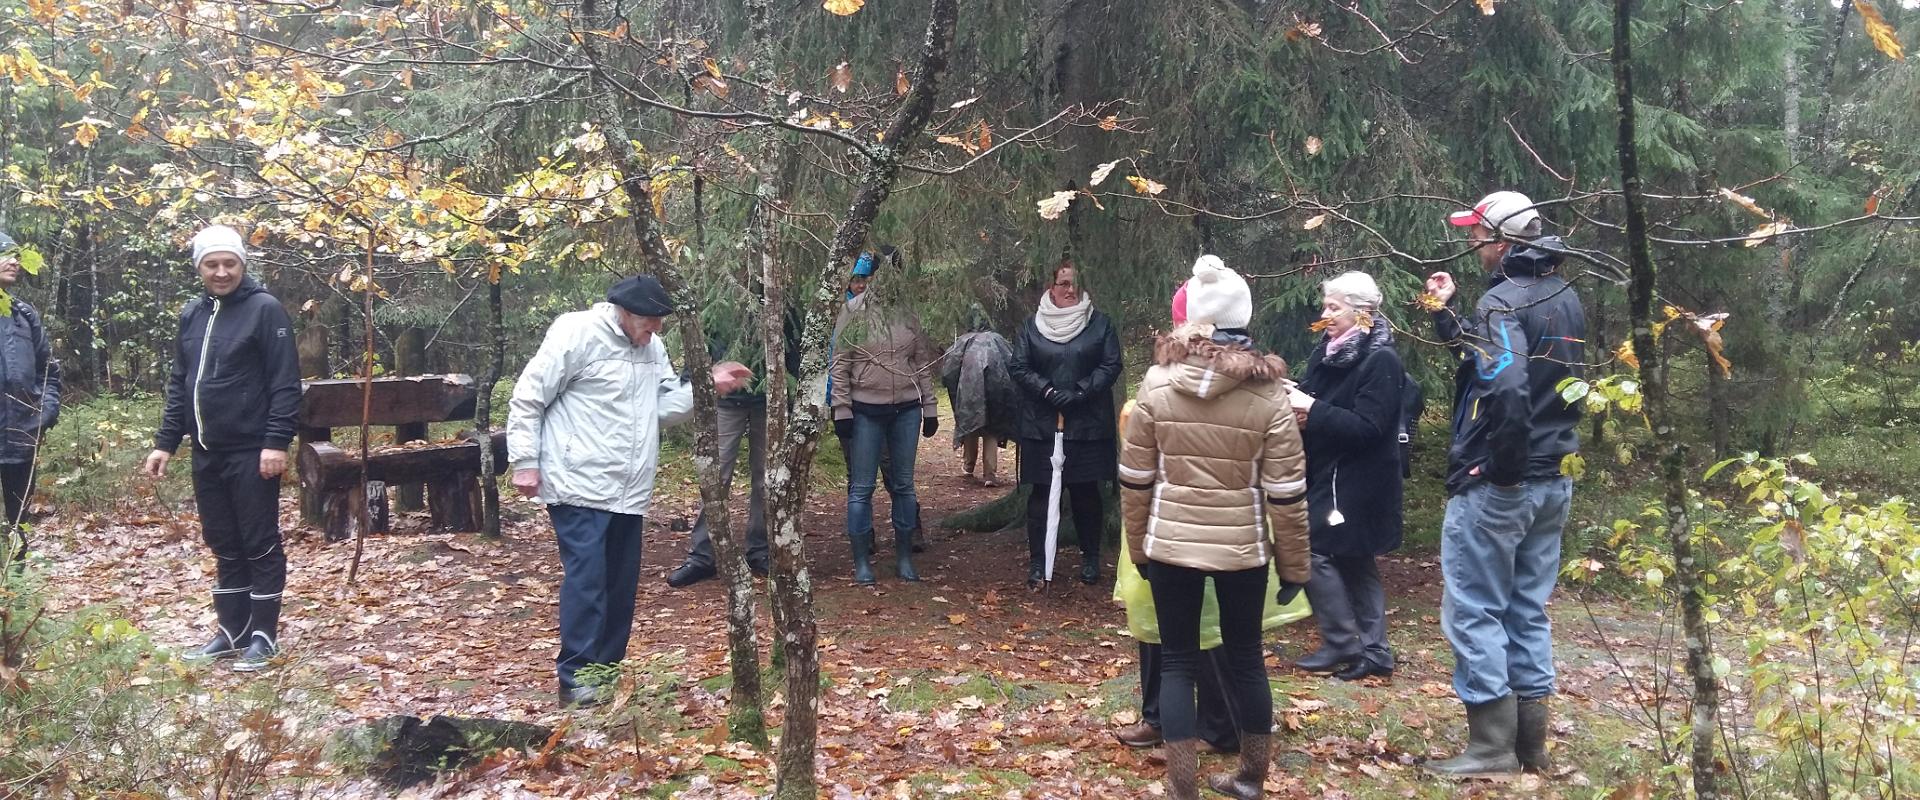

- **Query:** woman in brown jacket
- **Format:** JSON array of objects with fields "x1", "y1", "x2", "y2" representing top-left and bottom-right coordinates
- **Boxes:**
[{"x1": 1119, "y1": 256, "x2": 1311, "y2": 800}]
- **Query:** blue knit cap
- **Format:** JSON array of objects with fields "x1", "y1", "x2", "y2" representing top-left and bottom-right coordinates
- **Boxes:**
[{"x1": 852, "y1": 252, "x2": 876, "y2": 277}]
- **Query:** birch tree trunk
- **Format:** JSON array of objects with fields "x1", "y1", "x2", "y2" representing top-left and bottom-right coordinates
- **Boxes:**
[
  {"x1": 753, "y1": 2, "x2": 961, "y2": 795},
  {"x1": 1613, "y1": 1, "x2": 1722, "y2": 795}
]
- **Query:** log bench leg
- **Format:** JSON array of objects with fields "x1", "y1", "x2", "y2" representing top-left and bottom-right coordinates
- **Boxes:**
[
  {"x1": 394, "y1": 422, "x2": 429, "y2": 512},
  {"x1": 320, "y1": 481, "x2": 389, "y2": 541},
  {"x1": 427, "y1": 472, "x2": 481, "y2": 533}
]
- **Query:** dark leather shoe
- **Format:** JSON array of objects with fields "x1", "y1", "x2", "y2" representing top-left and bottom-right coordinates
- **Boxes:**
[
  {"x1": 1335, "y1": 660, "x2": 1393, "y2": 682},
  {"x1": 749, "y1": 558, "x2": 769, "y2": 577},
  {"x1": 1294, "y1": 648, "x2": 1353, "y2": 674},
  {"x1": 667, "y1": 561, "x2": 716, "y2": 588},
  {"x1": 1114, "y1": 722, "x2": 1162, "y2": 748}
]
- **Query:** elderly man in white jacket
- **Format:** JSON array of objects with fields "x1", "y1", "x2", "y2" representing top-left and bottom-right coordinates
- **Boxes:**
[{"x1": 507, "y1": 274, "x2": 749, "y2": 708}]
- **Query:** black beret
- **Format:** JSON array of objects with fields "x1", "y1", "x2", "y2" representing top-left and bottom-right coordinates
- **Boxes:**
[{"x1": 607, "y1": 274, "x2": 674, "y2": 317}]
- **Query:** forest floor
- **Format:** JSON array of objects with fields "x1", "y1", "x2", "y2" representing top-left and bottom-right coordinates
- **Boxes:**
[{"x1": 34, "y1": 419, "x2": 1676, "y2": 799}]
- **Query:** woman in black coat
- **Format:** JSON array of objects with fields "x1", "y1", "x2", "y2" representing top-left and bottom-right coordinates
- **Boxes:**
[
  {"x1": 1285, "y1": 271, "x2": 1407, "y2": 682},
  {"x1": 1010, "y1": 259, "x2": 1123, "y2": 589}
]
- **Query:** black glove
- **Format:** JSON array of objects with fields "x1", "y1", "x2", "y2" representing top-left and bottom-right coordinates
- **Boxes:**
[
  {"x1": 1046, "y1": 387, "x2": 1078, "y2": 409},
  {"x1": 834, "y1": 418, "x2": 855, "y2": 441},
  {"x1": 1276, "y1": 581, "x2": 1306, "y2": 605},
  {"x1": 922, "y1": 417, "x2": 939, "y2": 439}
]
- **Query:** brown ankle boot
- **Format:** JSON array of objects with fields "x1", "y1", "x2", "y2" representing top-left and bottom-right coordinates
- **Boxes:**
[
  {"x1": 1207, "y1": 732, "x2": 1269, "y2": 799},
  {"x1": 1164, "y1": 739, "x2": 1200, "y2": 800}
]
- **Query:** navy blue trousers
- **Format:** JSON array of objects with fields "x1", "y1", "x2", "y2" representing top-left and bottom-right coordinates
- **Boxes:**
[{"x1": 550, "y1": 504, "x2": 645, "y2": 691}]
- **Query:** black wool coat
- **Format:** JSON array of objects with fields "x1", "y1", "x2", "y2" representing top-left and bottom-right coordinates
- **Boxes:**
[
  {"x1": 1297, "y1": 320, "x2": 1407, "y2": 557},
  {"x1": 1008, "y1": 309, "x2": 1123, "y2": 443}
]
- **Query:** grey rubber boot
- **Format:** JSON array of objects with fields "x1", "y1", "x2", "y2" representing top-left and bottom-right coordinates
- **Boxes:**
[
  {"x1": 1422, "y1": 695, "x2": 1522, "y2": 778},
  {"x1": 849, "y1": 533, "x2": 876, "y2": 585},
  {"x1": 1164, "y1": 739, "x2": 1200, "y2": 800},
  {"x1": 1206, "y1": 732, "x2": 1269, "y2": 799},
  {"x1": 1517, "y1": 696, "x2": 1552, "y2": 772}
]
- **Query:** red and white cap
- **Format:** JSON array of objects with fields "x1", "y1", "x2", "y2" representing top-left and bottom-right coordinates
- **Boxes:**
[{"x1": 1448, "y1": 191, "x2": 1541, "y2": 238}]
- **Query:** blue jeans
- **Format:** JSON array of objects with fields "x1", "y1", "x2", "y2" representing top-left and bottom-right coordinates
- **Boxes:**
[
  {"x1": 846, "y1": 406, "x2": 922, "y2": 540},
  {"x1": 1440, "y1": 477, "x2": 1573, "y2": 705},
  {"x1": 550, "y1": 504, "x2": 645, "y2": 691}
]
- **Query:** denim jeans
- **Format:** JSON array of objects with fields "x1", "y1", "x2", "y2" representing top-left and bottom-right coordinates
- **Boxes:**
[
  {"x1": 1440, "y1": 477, "x2": 1573, "y2": 705},
  {"x1": 846, "y1": 406, "x2": 922, "y2": 540}
]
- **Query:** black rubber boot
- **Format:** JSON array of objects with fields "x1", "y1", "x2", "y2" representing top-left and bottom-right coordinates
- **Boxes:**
[
  {"x1": 185, "y1": 587, "x2": 252, "y2": 664},
  {"x1": 1423, "y1": 695, "x2": 1522, "y2": 778},
  {"x1": 895, "y1": 529, "x2": 921, "y2": 582},
  {"x1": 232, "y1": 595, "x2": 281, "y2": 673},
  {"x1": 850, "y1": 533, "x2": 876, "y2": 585},
  {"x1": 1079, "y1": 550, "x2": 1100, "y2": 585},
  {"x1": 1026, "y1": 558, "x2": 1045, "y2": 591},
  {"x1": 1517, "y1": 696, "x2": 1552, "y2": 772}
]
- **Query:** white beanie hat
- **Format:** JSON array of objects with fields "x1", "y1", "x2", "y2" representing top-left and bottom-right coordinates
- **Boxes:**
[
  {"x1": 1185, "y1": 254, "x2": 1252, "y2": 329},
  {"x1": 190, "y1": 225, "x2": 249, "y2": 268}
]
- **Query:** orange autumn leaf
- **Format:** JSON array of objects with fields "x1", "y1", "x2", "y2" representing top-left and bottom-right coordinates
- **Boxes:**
[
  {"x1": 1309, "y1": 318, "x2": 1333, "y2": 333},
  {"x1": 1126, "y1": 175, "x2": 1166, "y2": 196},
  {"x1": 823, "y1": 0, "x2": 864, "y2": 15},
  {"x1": 1616, "y1": 341, "x2": 1639, "y2": 370},
  {"x1": 1855, "y1": 0, "x2": 1905, "y2": 61}
]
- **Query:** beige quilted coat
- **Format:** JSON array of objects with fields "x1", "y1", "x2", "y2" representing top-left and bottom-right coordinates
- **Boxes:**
[{"x1": 1118, "y1": 328, "x2": 1311, "y2": 583}]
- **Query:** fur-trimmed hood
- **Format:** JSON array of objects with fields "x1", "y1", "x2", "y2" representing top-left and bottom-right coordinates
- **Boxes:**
[{"x1": 1153, "y1": 325, "x2": 1289, "y2": 400}]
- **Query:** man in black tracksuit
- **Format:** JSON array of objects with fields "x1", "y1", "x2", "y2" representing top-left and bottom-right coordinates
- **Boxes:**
[
  {"x1": 142, "y1": 225, "x2": 302, "y2": 673},
  {"x1": 1423, "y1": 191, "x2": 1586, "y2": 778}
]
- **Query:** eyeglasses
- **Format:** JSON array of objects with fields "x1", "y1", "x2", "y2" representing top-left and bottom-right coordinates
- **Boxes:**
[{"x1": 1052, "y1": 281, "x2": 1076, "y2": 289}]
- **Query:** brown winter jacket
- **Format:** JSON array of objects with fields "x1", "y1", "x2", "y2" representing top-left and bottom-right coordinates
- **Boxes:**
[
  {"x1": 1118, "y1": 328, "x2": 1311, "y2": 583},
  {"x1": 830, "y1": 302, "x2": 940, "y2": 421}
]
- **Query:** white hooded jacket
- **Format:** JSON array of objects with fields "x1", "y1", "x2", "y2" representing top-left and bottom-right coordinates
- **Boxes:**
[{"x1": 506, "y1": 303, "x2": 694, "y2": 516}]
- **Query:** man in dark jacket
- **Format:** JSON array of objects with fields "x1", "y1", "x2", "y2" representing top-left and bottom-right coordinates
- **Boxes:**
[
  {"x1": 0, "y1": 230, "x2": 61, "y2": 567},
  {"x1": 142, "y1": 225, "x2": 303, "y2": 674},
  {"x1": 1423, "y1": 192, "x2": 1586, "y2": 777},
  {"x1": 666, "y1": 311, "x2": 803, "y2": 588}
]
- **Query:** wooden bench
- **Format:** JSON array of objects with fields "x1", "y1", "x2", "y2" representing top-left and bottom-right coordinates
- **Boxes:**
[
  {"x1": 299, "y1": 431, "x2": 508, "y2": 541},
  {"x1": 296, "y1": 374, "x2": 480, "y2": 537}
]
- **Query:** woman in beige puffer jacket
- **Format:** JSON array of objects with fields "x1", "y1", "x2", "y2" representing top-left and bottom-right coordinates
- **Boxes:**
[{"x1": 1118, "y1": 256, "x2": 1311, "y2": 800}]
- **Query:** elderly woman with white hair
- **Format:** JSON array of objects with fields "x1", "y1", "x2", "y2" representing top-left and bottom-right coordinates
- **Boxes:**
[{"x1": 1286, "y1": 270, "x2": 1412, "y2": 683}]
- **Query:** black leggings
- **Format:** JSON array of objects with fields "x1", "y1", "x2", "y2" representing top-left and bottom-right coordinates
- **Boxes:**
[
  {"x1": 1148, "y1": 561, "x2": 1272, "y2": 742},
  {"x1": 1025, "y1": 481, "x2": 1103, "y2": 564}
]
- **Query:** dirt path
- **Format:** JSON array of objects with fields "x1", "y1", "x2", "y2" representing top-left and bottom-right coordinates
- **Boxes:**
[{"x1": 34, "y1": 425, "x2": 1669, "y2": 798}]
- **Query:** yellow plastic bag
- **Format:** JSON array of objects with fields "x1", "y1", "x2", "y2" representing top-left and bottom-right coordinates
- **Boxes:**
[
  {"x1": 1111, "y1": 399, "x2": 1312, "y2": 647},
  {"x1": 1112, "y1": 551, "x2": 1312, "y2": 648}
]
